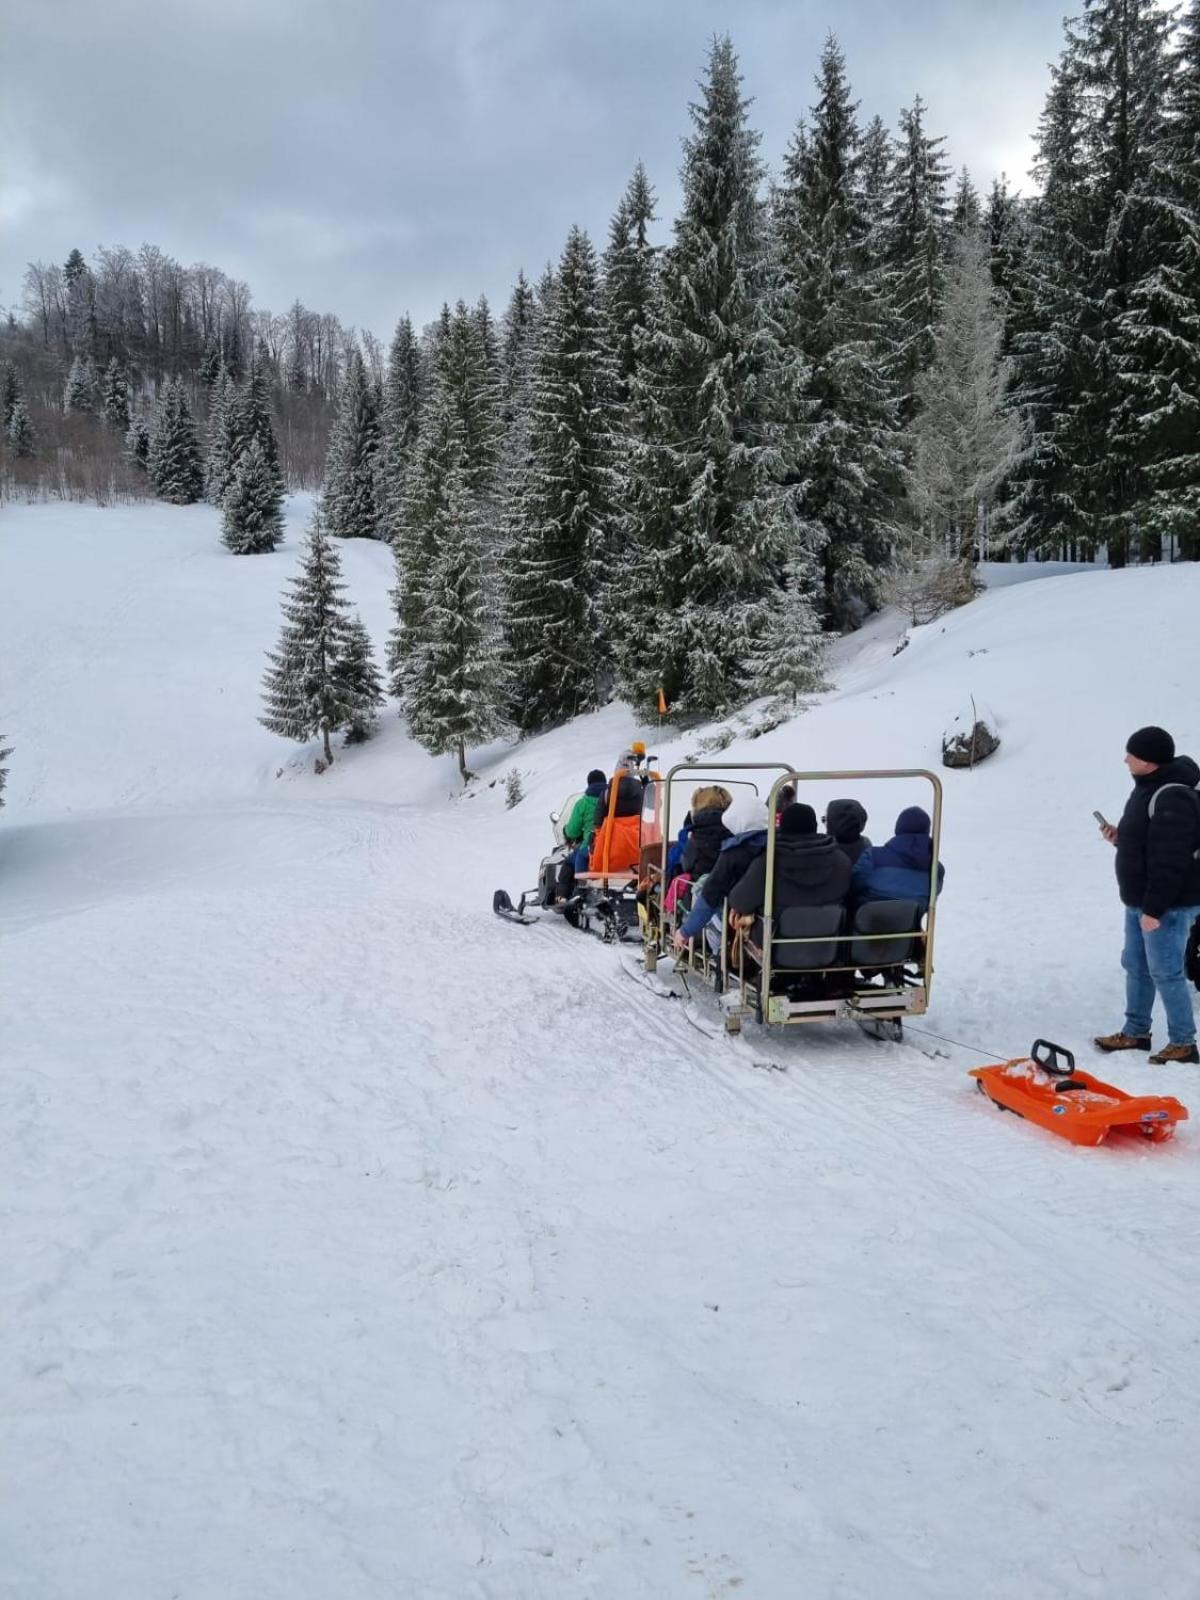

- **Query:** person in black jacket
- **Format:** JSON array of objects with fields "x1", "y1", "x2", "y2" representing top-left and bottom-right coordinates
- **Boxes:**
[
  {"x1": 1095, "y1": 726, "x2": 1200, "y2": 1064},
  {"x1": 824, "y1": 798, "x2": 872, "y2": 867},
  {"x1": 679, "y1": 785, "x2": 734, "y2": 879},
  {"x1": 727, "y1": 804, "x2": 852, "y2": 938},
  {"x1": 673, "y1": 797, "x2": 771, "y2": 952}
]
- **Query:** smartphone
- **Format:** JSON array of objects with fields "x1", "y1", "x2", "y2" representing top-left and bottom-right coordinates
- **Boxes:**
[{"x1": 1093, "y1": 810, "x2": 1110, "y2": 828}]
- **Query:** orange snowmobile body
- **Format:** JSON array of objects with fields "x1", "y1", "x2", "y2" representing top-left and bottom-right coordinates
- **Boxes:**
[{"x1": 971, "y1": 1040, "x2": 1188, "y2": 1147}]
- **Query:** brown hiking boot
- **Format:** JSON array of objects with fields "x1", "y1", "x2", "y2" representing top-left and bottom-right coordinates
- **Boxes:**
[
  {"x1": 1094, "y1": 1032, "x2": 1152, "y2": 1053},
  {"x1": 1148, "y1": 1043, "x2": 1200, "y2": 1065}
]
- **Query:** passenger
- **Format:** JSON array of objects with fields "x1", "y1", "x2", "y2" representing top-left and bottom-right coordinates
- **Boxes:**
[
  {"x1": 557, "y1": 769, "x2": 607, "y2": 900},
  {"x1": 587, "y1": 771, "x2": 644, "y2": 875},
  {"x1": 825, "y1": 798, "x2": 872, "y2": 867},
  {"x1": 851, "y1": 806, "x2": 945, "y2": 910},
  {"x1": 727, "y1": 804, "x2": 852, "y2": 934},
  {"x1": 774, "y1": 783, "x2": 797, "y2": 819},
  {"x1": 673, "y1": 795, "x2": 771, "y2": 952},
  {"x1": 679, "y1": 786, "x2": 734, "y2": 878}
]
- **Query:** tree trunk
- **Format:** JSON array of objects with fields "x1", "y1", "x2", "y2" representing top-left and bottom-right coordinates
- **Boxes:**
[
  {"x1": 457, "y1": 736, "x2": 471, "y2": 786},
  {"x1": 322, "y1": 723, "x2": 333, "y2": 765}
]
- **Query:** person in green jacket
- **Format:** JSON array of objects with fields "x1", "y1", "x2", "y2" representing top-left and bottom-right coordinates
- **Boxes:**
[{"x1": 557, "y1": 770, "x2": 607, "y2": 900}]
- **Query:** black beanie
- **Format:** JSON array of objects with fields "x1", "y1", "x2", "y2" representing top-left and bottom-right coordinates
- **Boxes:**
[
  {"x1": 1126, "y1": 727, "x2": 1174, "y2": 765},
  {"x1": 587, "y1": 768, "x2": 605, "y2": 786},
  {"x1": 780, "y1": 802, "x2": 818, "y2": 837}
]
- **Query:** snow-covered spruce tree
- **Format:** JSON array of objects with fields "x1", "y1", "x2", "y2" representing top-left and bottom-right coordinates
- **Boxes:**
[
  {"x1": 7, "y1": 394, "x2": 36, "y2": 458},
  {"x1": 199, "y1": 337, "x2": 222, "y2": 388},
  {"x1": 204, "y1": 362, "x2": 238, "y2": 504},
  {"x1": 64, "y1": 355, "x2": 98, "y2": 413},
  {"x1": 260, "y1": 511, "x2": 354, "y2": 765},
  {"x1": 222, "y1": 436, "x2": 284, "y2": 554},
  {"x1": 614, "y1": 36, "x2": 823, "y2": 716},
  {"x1": 1, "y1": 361, "x2": 20, "y2": 430},
  {"x1": 908, "y1": 227, "x2": 1024, "y2": 561},
  {"x1": 603, "y1": 160, "x2": 659, "y2": 413},
  {"x1": 774, "y1": 35, "x2": 904, "y2": 629},
  {"x1": 951, "y1": 167, "x2": 981, "y2": 234},
  {"x1": 335, "y1": 614, "x2": 385, "y2": 742},
  {"x1": 374, "y1": 314, "x2": 424, "y2": 538},
  {"x1": 1117, "y1": 0, "x2": 1200, "y2": 561},
  {"x1": 126, "y1": 413, "x2": 151, "y2": 472},
  {"x1": 1007, "y1": 57, "x2": 1091, "y2": 556},
  {"x1": 241, "y1": 344, "x2": 282, "y2": 489},
  {"x1": 148, "y1": 378, "x2": 203, "y2": 503},
  {"x1": 883, "y1": 96, "x2": 951, "y2": 417},
  {"x1": 500, "y1": 272, "x2": 538, "y2": 431},
  {"x1": 984, "y1": 175, "x2": 1028, "y2": 340},
  {"x1": 504, "y1": 225, "x2": 619, "y2": 731},
  {"x1": 322, "y1": 347, "x2": 382, "y2": 538},
  {"x1": 389, "y1": 305, "x2": 505, "y2": 781},
  {"x1": 101, "y1": 357, "x2": 131, "y2": 432},
  {"x1": 1064, "y1": 0, "x2": 1173, "y2": 567}
]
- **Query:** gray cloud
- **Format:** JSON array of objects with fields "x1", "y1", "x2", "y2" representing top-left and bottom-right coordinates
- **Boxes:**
[{"x1": 0, "y1": 0, "x2": 1066, "y2": 338}]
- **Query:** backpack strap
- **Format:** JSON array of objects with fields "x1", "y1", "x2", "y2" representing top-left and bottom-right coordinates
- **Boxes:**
[{"x1": 1148, "y1": 781, "x2": 1200, "y2": 859}]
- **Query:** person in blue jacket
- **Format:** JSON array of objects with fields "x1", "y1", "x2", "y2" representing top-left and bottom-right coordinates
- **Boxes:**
[{"x1": 851, "y1": 806, "x2": 944, "y2": 910}]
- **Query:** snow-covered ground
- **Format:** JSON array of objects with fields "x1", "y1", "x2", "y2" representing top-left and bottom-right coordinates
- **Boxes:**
[{"x1": 2, "y1": 498, "x2": 1199, "y2": 1600}]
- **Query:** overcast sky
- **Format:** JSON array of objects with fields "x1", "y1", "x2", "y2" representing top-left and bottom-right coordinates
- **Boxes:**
[{"x1": 0, "y1": 0, "x2": 1068, "y2": 339}]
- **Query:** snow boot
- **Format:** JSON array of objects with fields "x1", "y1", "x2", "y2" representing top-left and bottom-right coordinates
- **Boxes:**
[
  {"x1": 1093, "y1": 1032, "x2": 1152, "y2": 1053},
  {"x1": 1148, "y1": 1043, "x2": 1199, "y2": 1065}
]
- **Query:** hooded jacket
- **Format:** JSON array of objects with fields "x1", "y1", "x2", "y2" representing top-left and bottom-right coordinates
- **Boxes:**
[
  {"x1": 728, "y1": 833, "x2": 852, "y2": 917},
  {"x1": 563, "y1": 780, "x2": 606, "y2": 847},
  {"x1": 852, "y1": 807, "x2": 945, "y2": 909},
  {"x1": 1115, "y1": 754, "x2": 1200, "y2": 918},
  {"x1": 825, "y1": 798, "x2": 872, "y2": 867},
  {"x1": 680, "y1": 806, "x2": 734, "y2": 879}
]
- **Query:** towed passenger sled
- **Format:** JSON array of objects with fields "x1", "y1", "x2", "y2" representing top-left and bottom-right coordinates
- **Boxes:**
[{"x1": 496, "y1": 757, "x2": 943, "y2": 1040}]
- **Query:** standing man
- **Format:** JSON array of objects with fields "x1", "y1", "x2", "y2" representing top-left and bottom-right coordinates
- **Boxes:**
[{"x1": 1095, "y1": 727, "x2": 1200, "y2": 1065}]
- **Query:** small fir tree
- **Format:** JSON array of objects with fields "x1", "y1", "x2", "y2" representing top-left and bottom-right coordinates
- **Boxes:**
[
  {"x1": 322, "y1": 347, "x2": 382, "y2": 538},
  {"x1": 7, "y1": 395, "x2": 36, "y2": 458},
  {"x1": 334, "y1": 614, "x2": 386, "y2": 742},
  {"x1": 101, "y1": 357, "x2": 131, "y2": 432},
  {"x1": 64, "y1": 355, "x2": 98, "y2": 413},
  {"x1": 241, "y1": 344, "x2": 282, "y2": 488},
  {"x1": 126, "y1": 413, "x2": 151, "y2": 473},
  {"x1": 148, "y1": 377, "x2": 203, "y2": 503},
  {"x1": 0, "y1": 736, "x2": 10, "y2": 809},
  {"x1": 222, "y1": 436, "x2": 285, "y2": 554},
  {"x1": 260, "y1": 512, "x2": 355, "y2": 765},
  {"x1": 199, "y1": 338, "x2": 222, "y2": 387},
  {"x1": 204, "y1": 363, "x2": 241, "y2": 505},
  {"x1": 1, "y1": 361, "x2": 20, "y2": 430}
]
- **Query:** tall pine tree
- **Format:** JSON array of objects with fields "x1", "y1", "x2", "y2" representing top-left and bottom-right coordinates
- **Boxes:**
[
  {"x1": 603, "y1": 161, "x2": 659, "y2": 414},
  {"x1": 375, "y1": 314, "x2": 424, "y2": 538},
  {"x1": 883, "y1": 96, "x2": 951, "y2": 415},
  {"x1": 260, "y1": 511, "x2": 355, "y2": 764},
  {"x1": 505, "y1": 226, "x2": 618, "y2": 730},
  {"x1": 322, "y1": 348, "x2": 382, "y2": 538},
  {"x1": 64, "y1": 355, "x2": 98, "y2": 413},
  {"x1": 615, "y1": 36, "x2": 822, "y2": 716},
  {"x1": 101, "y1": 357, "x2": 131, "y2": 432},
  {"x1": 774, "y1": 35, "x2": 903, "y2": 627}
]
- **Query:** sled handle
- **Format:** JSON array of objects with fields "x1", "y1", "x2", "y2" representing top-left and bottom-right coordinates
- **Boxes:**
[{"x1": 1031, "y1": 1038, "x2": 1076, "y2": 1076}]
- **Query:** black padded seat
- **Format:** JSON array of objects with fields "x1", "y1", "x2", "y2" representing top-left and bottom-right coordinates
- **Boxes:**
[
  {"x1": 849, "y1": 900, "x2": 921, "y2": 968},
  {"x1": 772, "y1": 905, "x2": 844, "y2": 970}
]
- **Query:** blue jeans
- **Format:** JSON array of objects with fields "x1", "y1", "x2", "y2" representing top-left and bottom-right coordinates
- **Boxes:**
[{"x1": 1122, "y1": 905, "x2": 1200, "y2": 1045}]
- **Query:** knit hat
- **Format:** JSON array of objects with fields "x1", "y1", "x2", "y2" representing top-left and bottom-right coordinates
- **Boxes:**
[
  {"x1": 894, "y1": 806, "x2": 931, "y2": 836},
  {"x1": 826, "y1": 797, "x2": 868, "y2": 842},
  {"x1": 1125, "y1": 726, "x2": 1174, "y2": 765},
  {"x1": 780, "y1": 802, "x2": 818, "y2": 837},
  {"x1": 587, "y1": 768, "x2": 606, "y2": 786}
]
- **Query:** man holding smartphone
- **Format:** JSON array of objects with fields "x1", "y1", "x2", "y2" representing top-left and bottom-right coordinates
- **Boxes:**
[{"x1": 1095, "y1": 726, "x2": 1200, "y2": 1065}]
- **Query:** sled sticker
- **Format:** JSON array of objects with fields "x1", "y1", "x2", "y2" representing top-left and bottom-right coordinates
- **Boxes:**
[{"x1": 1052, "y1": 1104, "x2": 1067, "y2": 1116}]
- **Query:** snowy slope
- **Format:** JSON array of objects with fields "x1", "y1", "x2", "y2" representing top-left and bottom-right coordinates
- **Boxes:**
[{"x1": 2, "y1": 500, "x2": 1200, "y2": 1600}]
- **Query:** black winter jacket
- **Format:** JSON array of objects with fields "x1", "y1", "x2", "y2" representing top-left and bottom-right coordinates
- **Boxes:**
[
  {"x1": 825, "y1": 798, "x2": 872, "y2": 867},
  {"x1": 1115, "y1": 755, "x2": 1200, "y2": 918},
  {"x1": 728, "y1": 833, "x2": 853, "y2": 917},
  {"x1": 681, "y1": 807, "x2": 733, "y2": 879}
]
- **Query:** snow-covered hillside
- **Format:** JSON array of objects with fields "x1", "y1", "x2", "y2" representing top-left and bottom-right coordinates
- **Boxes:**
[{"x1": 2, "y1": 499, "x2": 1199, "y2": 1600}]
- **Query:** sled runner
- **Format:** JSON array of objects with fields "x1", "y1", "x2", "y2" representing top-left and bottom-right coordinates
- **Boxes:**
[{"x1": 971, "y1": 1039, "x2": 1189, "y2": 1146}]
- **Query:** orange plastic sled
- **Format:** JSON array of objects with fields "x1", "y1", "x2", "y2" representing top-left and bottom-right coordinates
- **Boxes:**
[{"x1": 971, "y1": 1039, "x2": 1189, "y2": 1147}]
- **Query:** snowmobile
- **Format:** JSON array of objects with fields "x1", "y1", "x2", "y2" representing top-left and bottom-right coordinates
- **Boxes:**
[
  {"x1": 492, "y1": 756, "x2": 663, "y2": 943},
  {"x1": 971, "y1": 1039, "x2": 1189, "y2": 1146},
  {"x1": 642, "y1": 762, "x2": 944, "y2": 1038}
]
